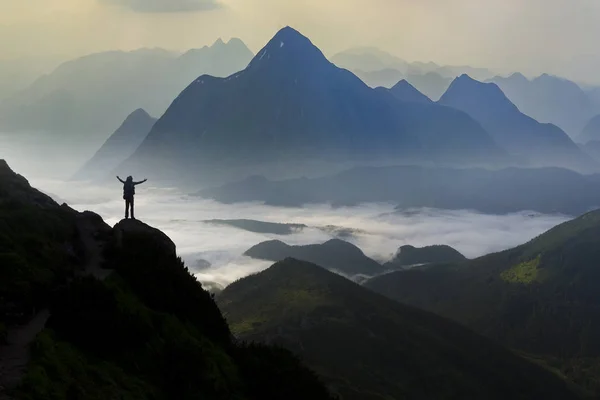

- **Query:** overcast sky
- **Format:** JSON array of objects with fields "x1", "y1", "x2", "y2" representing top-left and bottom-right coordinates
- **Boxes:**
[{"x1": 1, "y1": 0, "x2": 600, "y2": 82}]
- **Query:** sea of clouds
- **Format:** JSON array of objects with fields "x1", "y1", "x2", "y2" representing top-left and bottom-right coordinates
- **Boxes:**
[
  {"x1": 31, "y1": 179, "x2": 571, "y2": 287},
  {"x1": 1, "y1": 132, "x2": 572, "y2": 288}
]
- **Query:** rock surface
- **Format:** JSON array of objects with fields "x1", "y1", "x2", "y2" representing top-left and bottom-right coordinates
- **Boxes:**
[{"x1": 113, "y1": 219, "x2": 176, "y2": 257}]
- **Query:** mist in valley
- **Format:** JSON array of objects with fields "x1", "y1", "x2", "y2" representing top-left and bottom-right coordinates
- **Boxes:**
[
  {"x1": 36, "y1": 179, "x2": 572, "y2": 288},
  {"x1": 1, "y1": 135, "x2": 569, "y2": 289}
]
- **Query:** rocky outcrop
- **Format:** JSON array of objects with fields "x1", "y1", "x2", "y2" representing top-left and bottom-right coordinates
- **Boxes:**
[{"x1": 113, "y1": 219, "x2": 176, "y2": 257}]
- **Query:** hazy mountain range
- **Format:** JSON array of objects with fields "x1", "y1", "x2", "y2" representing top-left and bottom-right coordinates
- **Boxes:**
[
  {"x1": 490, "y1": 73, "x2": 599, "y2": 137},
  {"x1": 331, "y1": 47, "x2": 496, "y2": 101},
  {"x1": 198, "y1": 165, "x2": 600, "y2": 215},
  {"x1": 0, "y1": 55, "x2": 65, "y2": 102},
  {"x1": 0, "y1": 38, "x2": 253, "y2": 134},
  {"x1": 438, "y1": 74, "x2": 593, "y2": 170},
  {"x1": 354, "y1": 69, "x2": 453, "y2": 100},
  {"x1": 386, "y1": 79, "x2": 433, "y2": 104},
  {"x1": 331, "y1": 47, "x2": 497, "y2": 81},
  {"x1": 116, "y1": 27, "x2": 504, "y2": 184},
  {"x1": 333, "y1": 47, "x2": 600, "y2": 137},
  {"x1": 73, "y1": 108, "x2": 157, "y2": 181},
  {"x1": 580, "y1": 114, "x2": 600, "y2": 144},
  {"x1": 3, "y1": 31, "x2": 600, "y2": 146},
  {"x1": 36, "y1": 25, "x2": 594, "y2": 203},
  {"x1": 3, "y1": 26, "x2": 600, "y2": 185}
]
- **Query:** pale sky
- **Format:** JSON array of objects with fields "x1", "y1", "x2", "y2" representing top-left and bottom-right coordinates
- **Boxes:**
[{"x1": 1, "y1": 0, "x2": 600, "y2": 82}]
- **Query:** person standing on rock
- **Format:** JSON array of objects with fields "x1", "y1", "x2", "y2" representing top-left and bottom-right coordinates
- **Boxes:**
[{"x1": 117, "y1": 176, "x2": 147, "y2": 220}]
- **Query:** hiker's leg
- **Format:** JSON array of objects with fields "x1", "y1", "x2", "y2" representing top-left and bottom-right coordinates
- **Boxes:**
[
  {"x1": 125, "y1": 200, "x2": 129, "y2": 219},
  {"x1": 131, "y1": 197, "x2": 135, "y2": 220}
]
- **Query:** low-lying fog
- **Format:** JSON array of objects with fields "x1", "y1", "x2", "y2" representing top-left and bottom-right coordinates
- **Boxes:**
[
  {"x1": 1, "y1": 132, "x2": 571, "y2": 288},
  {"x1": 30, "y1": 179, "x2": 568, "y2": 288}
]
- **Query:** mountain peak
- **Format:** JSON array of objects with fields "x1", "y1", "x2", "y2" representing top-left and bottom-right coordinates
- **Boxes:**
[
  {"x1": 440, "y1": 75, "x2": 519, "y2": 118},
  {"x1": 247, "y1": 26, "x2": 329, "y2": 71},
  {"x1": 444, "y1": 74, "x2": 507, "y2": 99},
  {"x1": 73, "y1": 108, "x2": 157, "y2": 181},
  {"x1": 508, "y1": 72, "x2": 529, "y2": 82},
  {"x1": 390, "y1": 80, "x2": 432, "y2": 104},
  {"x1": 272, "y1": 26, "x2": 304, "y2": 41},
  {"x1": 120, "y1": 108, "x2": 155, "y2": 129},
  {"x1": 226, "y1": 37, "x2": 247, "y2": 48},
  {"x1": 391, "y1": 79, "x2": 411, "y2": 89},
  {"x1": 212, "y1": 38, "x2": 226, "y2": 47},
  {"x1": 128, "y1": 108, "x2": 152, "y2": 119},
  {"x1": 454, "y1": 74, "x2": 479, "y2": 84}
]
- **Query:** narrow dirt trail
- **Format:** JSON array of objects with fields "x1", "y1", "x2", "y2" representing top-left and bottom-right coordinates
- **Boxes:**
[{"x1": 0, "y1": 214, "x2": 112, "y2": 398}]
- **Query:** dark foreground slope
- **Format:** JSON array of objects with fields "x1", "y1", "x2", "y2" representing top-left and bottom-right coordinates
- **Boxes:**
[
  {"x1": 0, "y1": 160, "x2": 82, "y2": 328},
  {"x1": 0, "y1": 161, "x2": 333, "y2": 400},
  {"x1": 366, "y1": 209, "x2": 600, "y2": 394},
  {"x1": 198, "y1": 165, "x2": 600, "y2": 215},
  {"x1": 218, "y1": 259, "x2": 583, "y2": 400},
  {"x1": 245, "y1": 239, "x2": 384, "y2": 276}
]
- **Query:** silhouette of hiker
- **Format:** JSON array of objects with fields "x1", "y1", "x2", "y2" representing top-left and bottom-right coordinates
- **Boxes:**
[{"x1": 117, "y1": 176, "x2": 147, "y2": 220}]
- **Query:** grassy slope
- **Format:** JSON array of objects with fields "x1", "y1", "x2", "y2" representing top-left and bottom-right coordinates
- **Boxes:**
[
  {"x1": 366, "y1": 209, "x2": 600, "y2": 394},
  {"x1": 219, "y1": 258, "x2": 584, "y2": 400}
]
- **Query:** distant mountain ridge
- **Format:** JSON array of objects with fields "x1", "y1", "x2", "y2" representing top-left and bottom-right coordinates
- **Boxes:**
[
  {"x1": 333, "y1": 47, "x2": 493, "y2": 99},
  {"x1": 439, "y1": 74, "x2": 594, "y2": 170},
  {"x1": 490, "y1": 73, "x2": 597, "y2": 136},
  {"x1": 118, "y1": 26, "x2": 504, "y2": 184},
  {"x1": 330, "y1": 47, "x2": 410, "y2": 73},
  {"x1": 387, "y1": 80, "x2": 432, "y2": 104},
  {"x1": 332, "y1": 47, "x2": 496, "y2": 81},
  {"x1": 197, "y1": 165, "x2": 600, "y2": 215},
  {"x1": 579, "y1": 114, "x2": 600, "y2": 144},
  {"x1": 73, "y1": 108, "x2": 156, "y2": 180},
  {"x1": 0, "y1": 39, "x2": 253, "y2": 134}
]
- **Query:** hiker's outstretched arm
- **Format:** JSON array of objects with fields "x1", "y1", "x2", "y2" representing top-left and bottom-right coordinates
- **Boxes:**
[
  {"x1": 116, "y1": 176, "x2": 125, "y2": 183},
  {"x1": 134, "y1": 179, "x2": 147, "y2": 185}
]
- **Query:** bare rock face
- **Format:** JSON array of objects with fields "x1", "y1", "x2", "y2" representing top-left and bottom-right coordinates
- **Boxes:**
[{"x1": 113, "y1": 219, "x2": 176, "y2": 257}]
